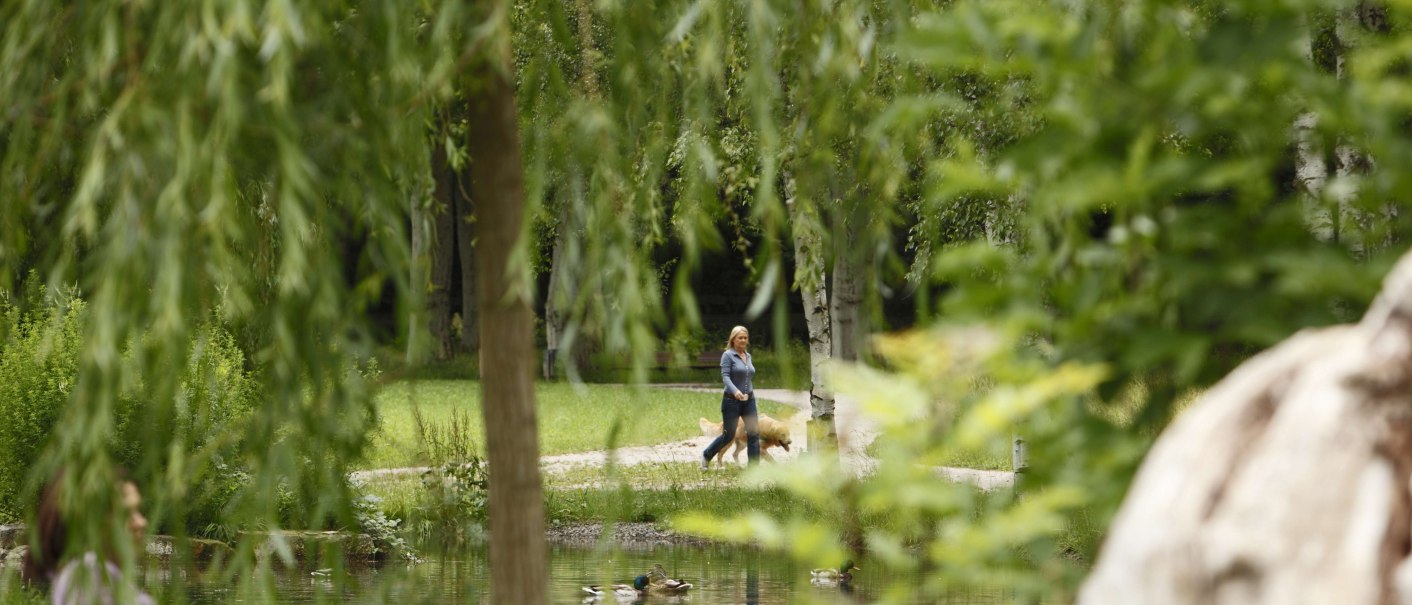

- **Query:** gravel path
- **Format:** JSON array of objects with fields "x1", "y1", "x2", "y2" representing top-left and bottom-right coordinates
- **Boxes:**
[{"x1": 353, "y1": 386, "x2": 1013, "y2": 491}]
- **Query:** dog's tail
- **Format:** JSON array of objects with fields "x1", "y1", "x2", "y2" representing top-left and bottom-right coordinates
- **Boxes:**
[{"x1": 698, "y1": 417, "x2": 719, "y2": 438}]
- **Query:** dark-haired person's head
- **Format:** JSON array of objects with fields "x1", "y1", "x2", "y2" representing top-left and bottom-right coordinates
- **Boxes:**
[{"x1": 22, "y1": 469, "x2": 147, "y2": 586}]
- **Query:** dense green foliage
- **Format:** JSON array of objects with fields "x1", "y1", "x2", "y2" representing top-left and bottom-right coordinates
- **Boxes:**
[
  {"x1": 0, "y1": 0, "x2": 479, "y2": 589},
  {"x1": 908, "y1": 0, "x2": 1406, "y2": 422},
  {"x1": 6, "y1": 0, "x2": 1412, "y2": 601},
  {"x1": 0, "y1": 293, "x2": 90, "y2": 520},
  {"x1": 676, "y1": 0, "x2": 1412, "y2": 599},
  {"x1": 0, "y1": 290, "x2": 259, "y2": 534}
]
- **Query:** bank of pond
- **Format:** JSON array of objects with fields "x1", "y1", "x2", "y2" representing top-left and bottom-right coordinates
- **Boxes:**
[{"x1": 3, "y1": 540, "x2": 1025, "y2": 604}]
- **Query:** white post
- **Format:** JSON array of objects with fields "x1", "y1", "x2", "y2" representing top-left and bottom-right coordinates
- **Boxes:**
[{"x1": 1012, "y1": 432, "x2": 1027, "y2": 496}]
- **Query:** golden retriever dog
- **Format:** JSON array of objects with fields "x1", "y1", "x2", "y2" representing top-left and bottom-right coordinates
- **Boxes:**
[{"x1": 698, "y1": 414, "x2": 792, "y2": 468}]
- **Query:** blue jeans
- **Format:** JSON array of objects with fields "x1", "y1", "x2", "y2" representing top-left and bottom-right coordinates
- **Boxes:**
[{"x1": 703, "y1": 394, "x2": 760, "y2": 464}]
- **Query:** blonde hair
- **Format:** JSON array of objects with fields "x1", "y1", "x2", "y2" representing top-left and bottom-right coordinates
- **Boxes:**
[{"x1": 726, "y1": 326, "x2": 749, "y2": 350}]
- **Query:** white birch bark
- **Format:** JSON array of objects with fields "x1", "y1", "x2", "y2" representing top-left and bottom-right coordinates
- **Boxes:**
[
  {"x1": 786, "y1": 173, "x2": 834, "y2": 420},
  {"x1": 1298, "y1": 13, "x2": 1380, "y2": 256}
]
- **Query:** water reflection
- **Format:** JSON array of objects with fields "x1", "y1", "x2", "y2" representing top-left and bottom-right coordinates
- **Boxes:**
[
  {"x1": 745, "y1": 552, "x2": 759, "y2": 605},
  {"x1": 116, "y1": 543, "x2": 1019, "y2": 604}
]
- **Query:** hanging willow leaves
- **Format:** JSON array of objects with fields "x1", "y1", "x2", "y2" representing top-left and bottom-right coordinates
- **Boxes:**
[{"x1": 0, "y1": 0, "x2": 472, "y2": 597}]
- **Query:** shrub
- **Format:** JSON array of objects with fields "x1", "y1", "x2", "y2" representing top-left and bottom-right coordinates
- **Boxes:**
[
  {"x1": 0, "y1": 290, "x2": 259, "y2": 532},
  {"x1": 173, "y1": 326, "x2": 261, "y2": 538},
  {"x1": 409, "y1": 410, "x2": 489, "y2": 544},
  {"x1": 350, "y1": 480, "x2": 417, "y2": 562},
  {"x1": 0, "y1": 295, "x2": 85, "y2": 520}
]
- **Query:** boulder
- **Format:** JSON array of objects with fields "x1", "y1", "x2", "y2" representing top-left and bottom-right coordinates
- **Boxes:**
[
  {"x1": 2, "y1": 545, "x2": 25, "y2": 567},
  {"x1": 145, "y1": 536, "x2": 235, "y2": 562},
  {"x1": 1080, "y1": 249, "x2": 1412, "y2": 604},
  {"x1": 243, "y1": 531, "x2": 379, "y2": 565},
  {"x1": 0, "y1": 524, "x2": 24, "y2": 551}
]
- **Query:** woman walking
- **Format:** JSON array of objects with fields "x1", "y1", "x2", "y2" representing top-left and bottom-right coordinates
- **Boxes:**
[{"x1": 702, "y1": 325, "x2": 760, "y2": 469}]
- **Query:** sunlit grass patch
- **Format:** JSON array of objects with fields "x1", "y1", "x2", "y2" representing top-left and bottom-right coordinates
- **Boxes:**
[
  {"x1": 357, "y1": 474, "x2": 424, "y2": 521},
  {"x1": 933, "y1": 443, "x2": 1012, "y2": 471},
  {"x1": 361, "y1": 381, "x2": 793, "y2": 470}
]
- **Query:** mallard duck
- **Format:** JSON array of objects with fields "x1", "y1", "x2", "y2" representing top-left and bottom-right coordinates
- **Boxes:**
[
  {"x1": 810, "y1": 559, "x2": 859, "y2": 585},
  {"x1": 645, "y1": 563, "x2": 693, "y2": 594},
  {"x1": 581, "y1": 574, "x2": 649, "y2": 599}
]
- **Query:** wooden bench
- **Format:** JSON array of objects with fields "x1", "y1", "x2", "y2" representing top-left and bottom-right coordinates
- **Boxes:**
[{"x1": 651, "y1": 350, "x2": 721, "y2": 369}]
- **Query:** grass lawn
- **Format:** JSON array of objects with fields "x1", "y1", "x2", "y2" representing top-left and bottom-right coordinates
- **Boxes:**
[{"x1": 360, "y1": 381, "x2": 795, "y2": 470}]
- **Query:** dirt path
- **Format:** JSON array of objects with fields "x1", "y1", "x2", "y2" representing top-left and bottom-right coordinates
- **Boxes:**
[{"x1": 353, "y1": 386, "x2": 1013, "y2": 491}]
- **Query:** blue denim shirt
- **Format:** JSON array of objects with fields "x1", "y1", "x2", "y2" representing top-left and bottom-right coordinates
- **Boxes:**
[{"x1": 721, "y1": 349, "x2": 755, "y2": 397}]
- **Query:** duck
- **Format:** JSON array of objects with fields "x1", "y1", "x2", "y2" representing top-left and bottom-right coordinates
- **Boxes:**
[
  {"x1": 581, "y1": 574, "x2": 649, "y2": 600},
  {"x1": 645, "y1": 563, "x2": 693, "y2": 594},
  {"x1": 810, "y1": 559, "x2": 859, "y2": 586}
]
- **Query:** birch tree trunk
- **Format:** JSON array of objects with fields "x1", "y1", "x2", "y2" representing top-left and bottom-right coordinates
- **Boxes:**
[
  {"x1": 543, "y1": 0, "x2": 598, "y2": 379},
  {"x1": 1298, "y1": 10, "x2": 1384, "y2": 256},
  {"x1": 455, "y1": 169, "x2": 479, "y2": 355},
  {"x1": 1078, "y1": 247, "x2": 1412, "y2": 605},
  {"x1": 785, "y1": 173, "x2": 836, "y2": 446},
  {"x1": 830, "y1": 207, "x2": 863, "y2": 363},
  {"x1": 428, "y1": 141, "x2": 458, "y2": 361},
  {"x1": 468, "y1": 31, "x2": 548, "y2": 605}
]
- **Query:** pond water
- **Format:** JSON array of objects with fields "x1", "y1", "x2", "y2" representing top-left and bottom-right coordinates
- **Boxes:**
[{"x1": 134, "y1": 544, "x2": 1020, "y2": 604}]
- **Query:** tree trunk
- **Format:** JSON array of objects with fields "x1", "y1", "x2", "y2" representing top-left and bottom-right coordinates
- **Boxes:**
[
  {"x1": 786, "y1": 172, "x2": 836, "y2": 447},
  {"x1": 410, "y1": 193, "x2": 427, "y2": 361},
  {"x1": 1298, "y1": 11, "x2": 1382, "y2": 257},
  {"x1": 455, "y1": 167, "x2": 479, "y2": 355},
  {"x1": 543, "y1": 219, "x2": 566, "y2": 379},
  {"x1": 541, "y1": 0, "x2": 598, "y2": 380},
  {"x1": 429, "y1": 140, "x2": 458, "y2": 361},
  {"x1": 468, "y1": 41, "x2": 549, "y2": 605},
  {"x1": 830, "y1": 209, "x2": 863, "y2": 363},
  {"x1": 1078, "y1": 248, "x2": 1412, "y2": 605},
  {"x1": 575, "y1": 0, "x2": 598, "y2": 98}
]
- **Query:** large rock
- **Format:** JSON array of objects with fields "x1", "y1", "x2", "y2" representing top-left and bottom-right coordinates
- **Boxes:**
[
  {"x1": 3, "y1": 545, "x2": 26, "y2": 567},
  {"x1": 0, "y1": 524, "x2": 24, "y2": 551},
  {"x1": 0, "y1": 525, "x2": 237, "y2": 567},
  {"x1": 145, "y1": 536, "x2": 235, "y2": 562},
  {"x1": 0, "y1": 525, "x2": 378, "y2": 568},
  {"x1": 1080, "y1": 250, "x2": 1412, "y2": 604}
]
